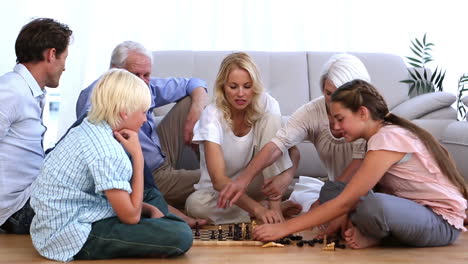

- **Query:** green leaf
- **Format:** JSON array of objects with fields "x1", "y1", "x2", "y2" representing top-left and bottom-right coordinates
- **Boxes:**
[
  {"x1": 424, "y1": 57, "x2": 434, "y2": 64},
  {"x1": 411, "y1": 40, "x2": 423, "y2": 53},
  {"x1": 400, "y1": 80, "x2": 415, "y2": 84},
  {"x1": 415, "y1": 38, "x2": 424, "y2": 49},
  {"x1": 409, "y1": 62, "x2": 422, "y2": 68},
  {"x1": 406, "y1": 56, "x2": 424, "y2": 64},
  {"x1": 426, "y1": 43, "x2": 435, "y2": 47},
  {"x1": 410, "y1": 47, "x2": 422, "y2": 58},
  {"x1": 408, "y1": 83, "x2": 416, "y2": 95},
  {"x1": 414, "y1": 69, "x2": 423, "y2": 79},
  {"x1": 423, "y1": 33, "x2": 427, "y2": 45},
  {"x1": 430, "y1": 67, "x2": 439, "y2": 82},
  {"x1": 408, "y1": 69, "x2": 418, "y2": 80},
  {"x1": 423, "y1": 68, "x2": 428, "y2": 80}
]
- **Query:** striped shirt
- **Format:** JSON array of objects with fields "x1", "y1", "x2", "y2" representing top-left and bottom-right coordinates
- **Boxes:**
[{"x1": 30, "y1": 118, "x2": 133, "y2": 262}]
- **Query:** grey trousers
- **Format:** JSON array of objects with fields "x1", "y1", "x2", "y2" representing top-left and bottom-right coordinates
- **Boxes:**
[{"x1": 319, "y1": 181, "x2": 461, "y2": 247}]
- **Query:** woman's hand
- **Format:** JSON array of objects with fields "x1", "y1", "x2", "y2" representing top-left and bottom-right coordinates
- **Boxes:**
[
  {"x1": 217, "y1": 177, "x2": 250, "y2": 208},
  {"x1": 114, "y1": 129, "x2": 142, "y2": 158}
]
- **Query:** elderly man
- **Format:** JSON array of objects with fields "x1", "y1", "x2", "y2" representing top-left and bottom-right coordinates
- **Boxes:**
[{"x1": 76, "y1": 41, "x2": 208, "y2": 225}]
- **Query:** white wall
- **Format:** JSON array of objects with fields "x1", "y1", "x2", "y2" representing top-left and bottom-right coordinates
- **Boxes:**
[{"x1": 1, "y1": 0, "x2": 467, "y2": 146}]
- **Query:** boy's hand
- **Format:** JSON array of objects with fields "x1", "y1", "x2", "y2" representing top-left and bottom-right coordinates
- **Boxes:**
[{"x1": 114, "y1": 129, "x2": 142, "y2": 158}]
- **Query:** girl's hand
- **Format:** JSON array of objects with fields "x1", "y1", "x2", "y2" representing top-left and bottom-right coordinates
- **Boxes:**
[
  {"x1": 114, "y1": 129, "x2": 142, "y2": 158},
  {"x1": 253, "y1": 222, "x2": 289, "y2": 242}
]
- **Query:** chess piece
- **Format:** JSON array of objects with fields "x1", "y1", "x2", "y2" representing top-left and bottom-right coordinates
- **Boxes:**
[
  {"x1": 245, "y1": 225, "x2": 250, "y2": 240},
  {"x1": 194, "y1": 222, "x2": 200, "y2": 237},
  {"x1": 210, "y1": 230, "x2": 216, "y2": 239},
  {"x1": 218, "y1": 226, "x2": 223, "y2": 240},
  {"x1": 228, "y1": 225, "x2": 233, "y2": 237},
  {"x1": 322, "y1": 242, "x2": 335, "y2": 251}
]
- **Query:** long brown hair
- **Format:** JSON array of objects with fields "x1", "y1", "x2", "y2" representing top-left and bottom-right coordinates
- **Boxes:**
[{"x1": 332, "y1": 79, "x2": 468, "y2": 199}]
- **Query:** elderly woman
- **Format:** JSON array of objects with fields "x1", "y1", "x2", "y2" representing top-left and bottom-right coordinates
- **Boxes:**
[
  {"x1": 218, "y1": 53, "x2": 371, "y2": 209},
  {"x1": 185, "y1": 52, "x2": 301, "y2": 225}
]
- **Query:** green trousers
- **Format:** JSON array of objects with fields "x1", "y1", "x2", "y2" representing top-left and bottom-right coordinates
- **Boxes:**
[{"x1": 74, "y1": 188, "x2": 193, "y2": 260}]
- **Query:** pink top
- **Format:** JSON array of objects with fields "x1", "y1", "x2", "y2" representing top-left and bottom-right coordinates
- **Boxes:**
[{"x1": 368, "y1": 125, "x2": 467, "y2": 230}]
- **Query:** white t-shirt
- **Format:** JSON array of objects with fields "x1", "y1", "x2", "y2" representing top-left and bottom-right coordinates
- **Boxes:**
[{"x1": 193, "y1": 93, "x2": 280, "y2": 190}]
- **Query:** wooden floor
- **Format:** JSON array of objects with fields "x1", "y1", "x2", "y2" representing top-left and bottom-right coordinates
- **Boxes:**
[{"x1": 1, "y1": 229, "x2": 467, "y2": 264}]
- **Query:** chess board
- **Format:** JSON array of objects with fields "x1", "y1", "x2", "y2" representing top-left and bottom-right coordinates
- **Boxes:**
[{"x1": 192, "y1": 224, "x2": 263, "y2": 246}]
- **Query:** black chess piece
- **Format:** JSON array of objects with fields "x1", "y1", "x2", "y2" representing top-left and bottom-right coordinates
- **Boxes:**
[
  {"x1": 210, "y1": 230, "x2": 216, "y2": 239},
  {"x1": 194, "y1": 222, "x2": 200, "y2": 237},
  {"x1": 218, "y1": 226, "x2": 223, "y2": 240},
  {"x1": 228, "y1": 225, "x2": 233, "y2": 237}
]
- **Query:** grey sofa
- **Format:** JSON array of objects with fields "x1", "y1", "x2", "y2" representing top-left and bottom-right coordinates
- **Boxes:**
[{"x1": 151, "y1": 51, "x2": 468, "y2": 182}]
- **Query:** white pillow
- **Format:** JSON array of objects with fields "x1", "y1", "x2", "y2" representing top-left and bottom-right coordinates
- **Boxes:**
[{"x1": 391, "y1": 92, "x2": 456, "y2": 120}]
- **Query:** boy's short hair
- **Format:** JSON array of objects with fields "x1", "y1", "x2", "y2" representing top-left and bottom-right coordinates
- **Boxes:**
[{"x1": 88, "y1": 69, "x2": 151, "y2": 128}]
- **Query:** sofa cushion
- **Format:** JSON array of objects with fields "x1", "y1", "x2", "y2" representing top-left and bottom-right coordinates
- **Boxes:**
[
  {"x1": 391, "y1": 92, "x2": 456, "y2": 120},
  {"x1": 441, "y1": 121, "x2": 468, "y2": 181}
]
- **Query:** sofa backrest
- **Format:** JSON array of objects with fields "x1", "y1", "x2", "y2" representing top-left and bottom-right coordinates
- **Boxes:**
[
  {"x1": 152, "y1": 51, "x2": 310, "y2": 116},
  {"x1": 152, "y1": 51, "x2": 410, "y2": 115}
]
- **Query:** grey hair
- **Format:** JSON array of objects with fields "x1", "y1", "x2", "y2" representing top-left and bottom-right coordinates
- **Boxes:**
[
  {"x1": 109, "y1": 41, "x2": 153, "y2": 69},
  {"x1": 319, "y1": 53, "x2": 371, "y2": 91}
]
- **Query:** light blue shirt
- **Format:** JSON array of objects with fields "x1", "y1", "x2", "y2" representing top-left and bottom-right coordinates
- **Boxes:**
[
  {"x1": 30, "y1": 118, "x2": 132, "y2": 262},
  {"x1": 0, "y1": 64, "x2": 46, "y2": 225},
  {"x1": 75, "y1": 77, "x2": 207, "y2": 172}
]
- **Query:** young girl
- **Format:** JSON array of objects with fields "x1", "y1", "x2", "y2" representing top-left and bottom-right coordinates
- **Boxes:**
[
  {"x1": 253, "y1": 79, "x2": 467, "y2": 248},
  {"x1": 185, "y1": 52, "x2": 301, "y2": 224},
  {"x1": 30, "y1": 69, "x2": 192, "y2": 261}
]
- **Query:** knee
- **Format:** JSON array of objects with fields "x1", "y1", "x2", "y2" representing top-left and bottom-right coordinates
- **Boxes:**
[
  {"x1": 185, "y1": 190, "x2": 215, "y2": 220},
  {"x1": 318, "y1": 181, "x2": 346, "y2": 204},
  {"x1": 353, "y1": 193, "x2": 389, "y2": 223},
  {"x1": 170, "y1": 222, "x2": 193, "y2": 254}
]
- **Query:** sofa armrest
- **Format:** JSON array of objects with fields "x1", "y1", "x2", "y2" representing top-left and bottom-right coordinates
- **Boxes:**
[{"x1": 391, "y1": 92, "x2": 456, "y2": 120}]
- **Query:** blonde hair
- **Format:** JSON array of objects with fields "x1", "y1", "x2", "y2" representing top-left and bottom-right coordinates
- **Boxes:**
[
  {"x1": 332, "y1": 80, "x2": 468, "y2": 199},
  {"x1": 88, "y1": 69, "x2": 151, "y2": 129},
  {"x1": 320, "y1": 53, "x2": 371, "y2": 91},
  {"x1": 214, "y1": 52, "x2": 264, "y2": 129}
]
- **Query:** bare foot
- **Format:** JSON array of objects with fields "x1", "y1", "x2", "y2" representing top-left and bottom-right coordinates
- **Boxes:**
[
  {"x1": 344, "y1": 222, "x2": 379, "y2": 249},
  {"x1": 185, "y1": 217, "x2": 209, "y2": 228},
  {"x1": 268, "y1": 199, "x2": 285, "y2": 222},
  {"x1": 168, "y1": 205, "x2": 209, "y2": 227},
  {"x1": 281, "y1": 200, "x2": 303, "y2": 217},
  {"x1": 317, "y1": 214, "x2": 347, "y2": 238}
]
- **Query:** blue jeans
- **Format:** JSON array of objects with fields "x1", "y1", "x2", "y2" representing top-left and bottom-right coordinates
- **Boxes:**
[
  {"x1": 0, "y1": 200, "x2": 35, "y2": 234},
  {"x1": 74, "y1": 188, "x2": 193, "y2": 260}
]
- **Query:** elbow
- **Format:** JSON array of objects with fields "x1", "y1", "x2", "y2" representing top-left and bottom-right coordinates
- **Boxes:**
[{"x1": 118, "y1": 213, "x2": 141, "y2": 225}]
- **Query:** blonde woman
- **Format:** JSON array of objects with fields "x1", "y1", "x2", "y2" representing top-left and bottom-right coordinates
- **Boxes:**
[
  {"x1": 185, "y1": 52, "x2": 301, "y2": 224},
  {"x1": 254, "y1": 80, "x2": 467, "y2": 249},
  {"x1": 219, "y1": 53, "x2": 370, "y2": 209},
  {"x1": 30, "y1": 69, "x2": 192, "y2": 261}
]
